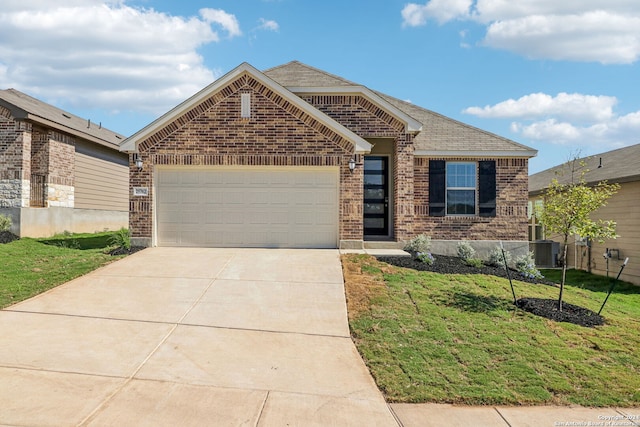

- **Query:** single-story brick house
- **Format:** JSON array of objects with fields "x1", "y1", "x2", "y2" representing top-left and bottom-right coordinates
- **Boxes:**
[
  {"x1": 0, "y1": 89, "x2": 129, "y2": 237},
  {"x1": 529, "y1": 143, "x2": 639, "y2": 285},
  {"x1": 120, "y1": 61, "x2": 536, "y2": 254}
]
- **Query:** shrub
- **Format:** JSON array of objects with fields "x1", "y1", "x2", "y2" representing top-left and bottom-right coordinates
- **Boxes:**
[
  {"x1": 488, "y1": 246, "x2": 512, "y2": 269},
  {"x1": 515, "y1": 252, "x2": 544, "y2": 280},
  {"x1": 404, "y1": 234, "x2": 431, "y2": 255},
  {"x1": 465, "y1": 258, "x2": 484, "y2": 268},
  {"x1": 0, "y1": 214, "x2": 11, "y2": 232},
  {"x1": 109, "y1": 228, "x2": 131, "y2": 250},
  {"x1": 416, "y1": 252, "x2": 435, "y2": 265},
  {"x1": 456, "y1": 240, "x2": 476, "y2": 261}
]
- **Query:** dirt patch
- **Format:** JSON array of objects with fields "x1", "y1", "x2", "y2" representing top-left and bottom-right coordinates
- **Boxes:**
[
  {"x1": 0, "y1": 231, "x2": 19, "y2": 244},
  {"x1": 516, "y1": 298, "x2": 605, "y2": 327},
  {"x1": 341, "y1": 254, "x2": 391, "y2": 320}
]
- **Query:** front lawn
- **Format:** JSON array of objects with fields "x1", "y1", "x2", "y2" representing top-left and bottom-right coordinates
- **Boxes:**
[
  {"x1": 342, "y1": 254, "x2": 640, "y2": 407},
  {"x1": 0, "y1": 232, "x2": 127, "y2": 308}
]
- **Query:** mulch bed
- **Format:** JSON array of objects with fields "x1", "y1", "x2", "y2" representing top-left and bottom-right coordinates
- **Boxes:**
[
  {"x1": 516, "y1": 298, "x2": 604, "y2": 327},
  {"x1": 0, "y1": 231, "x2": 19, "y2": 244},
  {"x1": 376, "y1": 254, "x2": 604, "y2": 327},
  {"x1": 109, "y1": 246, "x2": 146, "y2": 256},
  {"x1": 376, "y1": 254, "x2": 555, "y2": 285}
]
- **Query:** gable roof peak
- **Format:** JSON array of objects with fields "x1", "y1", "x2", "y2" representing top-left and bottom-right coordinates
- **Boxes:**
[
  {"x1": 264, "y1": 60, "x2": 356, "y2": 87},
  {"x1": 120, "y1": 61, "x2": 372, "y2": 154}
]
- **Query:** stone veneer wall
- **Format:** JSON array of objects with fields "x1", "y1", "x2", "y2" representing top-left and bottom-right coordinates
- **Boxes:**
[
  {"x1": 46, "y1": 131, "x2": 75, "y2": 207},
  {"x1": 0, "y1": 107, "x2": 31, "y2": 208},
  {"x1": 413, "y1": 157, "x2": 529, "y2": 241}
]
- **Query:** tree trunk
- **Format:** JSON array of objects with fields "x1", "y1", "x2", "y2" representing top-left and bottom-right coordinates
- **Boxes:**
[{"x1": 558, "y1": 242, "x2": 568, "y2": 311}]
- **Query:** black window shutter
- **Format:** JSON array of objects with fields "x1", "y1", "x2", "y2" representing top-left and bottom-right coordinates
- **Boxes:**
[
  {"x1": 478, "y1": 160, "x2": 496, "y2": 217},
  {"x1": 429, "y1": 160, "x2": 446, "y2": 217}
]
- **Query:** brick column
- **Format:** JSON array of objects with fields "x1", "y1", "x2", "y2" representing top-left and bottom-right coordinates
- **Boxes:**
[{"x1": 394, "y1": 133, "x2": 415, "y2": 241}]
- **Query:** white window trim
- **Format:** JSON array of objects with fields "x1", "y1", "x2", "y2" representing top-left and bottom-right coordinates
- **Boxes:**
[{"x1": 446, "y1": 161, "x2": 477, "y2": 216}]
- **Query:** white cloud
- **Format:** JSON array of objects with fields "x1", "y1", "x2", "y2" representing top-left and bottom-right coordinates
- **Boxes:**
[
  {"x1": 466, "y1": 92, "x2": 640, "y2": 146},
  {"x1": 200, "y1": 8, "x2": 242, "y2": 38},
  {"x1": 464, "y1": 93, "x2": 617, "y2": 123},
  {"x1": 257, "y1": 18, "x2": 279, "y2": 32},
  {"x1": 402, "y1": 0, "x2": 472, "y2": 26},
  {"x1": 401, "y1": 0, "x2": 640, "y2": 64},
  {"x1": 0, "y1": 1, "x2": 239, "y2": 115}
]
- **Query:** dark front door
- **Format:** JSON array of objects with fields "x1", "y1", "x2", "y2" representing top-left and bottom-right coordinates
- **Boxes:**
[{"x1": 363, "y1": 156, "x2": 389, "y2": 236}]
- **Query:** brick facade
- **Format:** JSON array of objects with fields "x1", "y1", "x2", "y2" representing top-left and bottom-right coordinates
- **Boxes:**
[
  {"x1": 125, "y1": 66, "x2": 531, "y2": 247},
  {"x1": 129, "y1": 74, "x2": 419, "y2": 245},
  {"x1": 413, "y1": 157, "x2": 529, "y2": 241}
]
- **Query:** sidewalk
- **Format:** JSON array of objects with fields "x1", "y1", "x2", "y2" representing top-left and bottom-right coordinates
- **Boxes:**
[{"x1": 391, "y1": 403, "x2": 640, "y2": 427}]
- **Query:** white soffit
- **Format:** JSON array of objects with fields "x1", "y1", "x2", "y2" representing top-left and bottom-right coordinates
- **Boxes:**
[
  {"x1": 120, "y1": 63, "x2": 372, "y2": 154},
  {"x1": 287, "y1": 86, "x2": 424, "y2": 134},
  {"x1": 414, "y1": 150, "x2": 538, "y2": 158}
]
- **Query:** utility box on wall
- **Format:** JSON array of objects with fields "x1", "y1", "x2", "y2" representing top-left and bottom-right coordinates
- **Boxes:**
[{"x1": 530, "y1": 240, "x2": 560, "y2": 268}]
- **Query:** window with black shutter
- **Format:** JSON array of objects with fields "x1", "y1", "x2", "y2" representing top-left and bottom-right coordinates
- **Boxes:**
[
  {"x1": 428, "y1": 159, "x2": 497, "y2": 217},
  {"x1": 428, "y1": 160, "x2": 446, "y2": 216},
  {"x1": 478, "y1": 160, "x2": 496, "y2": 217}
]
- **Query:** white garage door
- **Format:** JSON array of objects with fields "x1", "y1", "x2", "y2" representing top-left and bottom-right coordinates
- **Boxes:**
[{"x1": 156, "y1": 167, "x2": 339, "y2": 248}]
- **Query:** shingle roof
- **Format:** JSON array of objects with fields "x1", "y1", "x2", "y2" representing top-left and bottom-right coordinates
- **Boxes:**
[
  {"x1": 0, "y1": 89, "x2": 125, "y2": 149},
  {"x1": 264, "y1": 61, "x2": 536, "y2": 157},
  {"x1": 529, "y1": 143, "x2": 640, "y2": 195},
  {"x1": 377, "y1": 93, "x2": 536, "y2": 155},
  {"x1": 263, "y1": 61, "x2": 356, "y2": 87}
]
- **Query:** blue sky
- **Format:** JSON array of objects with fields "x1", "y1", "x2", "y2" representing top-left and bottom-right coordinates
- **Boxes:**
[{"x1": 2, "y1": 1, "x2": 639, "y2": 174}]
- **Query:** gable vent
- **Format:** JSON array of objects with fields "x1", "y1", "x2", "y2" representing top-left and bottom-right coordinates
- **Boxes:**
[{"x1": 241, "y1": 93, "x2": 251, "y2": 118}]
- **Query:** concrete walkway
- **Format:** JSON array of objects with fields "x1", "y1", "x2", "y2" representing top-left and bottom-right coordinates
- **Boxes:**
[
  {"x1": 2, "y1": 247, "x2": 638, "y2": 426},
  {"x1": 0, "y1": 248, "x2": 397, "y2": 426}
]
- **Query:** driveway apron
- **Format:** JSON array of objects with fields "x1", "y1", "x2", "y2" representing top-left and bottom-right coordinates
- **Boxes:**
[{"x1": 0, "y1": 247, "x2": 398, "y2": 426}]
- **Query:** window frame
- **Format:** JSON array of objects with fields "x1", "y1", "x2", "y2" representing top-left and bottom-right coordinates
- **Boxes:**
[{"x1": 445, "y1": 161, "x2": 477, "y2": 216}]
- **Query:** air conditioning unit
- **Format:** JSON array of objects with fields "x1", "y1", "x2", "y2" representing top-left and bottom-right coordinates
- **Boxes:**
[{"x1": 529, "y1": 240, "x2": 560, "y2": 268}]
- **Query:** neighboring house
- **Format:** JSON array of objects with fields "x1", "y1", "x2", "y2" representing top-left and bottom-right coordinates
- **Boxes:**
[
  {"x1": 0, "y1": 89, "x2": 129, "y2": 237},
  {"x1": 120, "y1": 61, "x2": 537, "y2": 254},
  {"x1": 529, "y1": 143, "x2": 640, "y2": 286}
]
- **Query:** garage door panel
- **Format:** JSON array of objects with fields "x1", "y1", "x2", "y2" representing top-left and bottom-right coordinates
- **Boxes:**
[{"x1": 156, "y1": 168, "x2": 338, "y2": 248}]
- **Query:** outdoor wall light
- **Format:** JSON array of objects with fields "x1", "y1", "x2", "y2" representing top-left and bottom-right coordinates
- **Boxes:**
[
  {"x1": 348, "y1": 158, "x2": 356, "y2": 173},
  {"x1": 134, "y1": 154, "x2": 143, "y2": 171}
]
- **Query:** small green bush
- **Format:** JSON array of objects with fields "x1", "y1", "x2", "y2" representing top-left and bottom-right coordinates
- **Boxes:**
[
  {"x1": 465, "y1": 258, "x2": 484, "y2": 268},
  {"x1": 456, "y1": 240, "x2": 476, "y2": 260},
  {"x1": 515, "y1": 252, "x2": 543, "y2": 280},
  {"x1": 0, "y1": 214, "x2": 11, "y2": 232},
  {"x1": 488, "y1": 246, "x2": 512, "y2": 269},
  {"x1": 404, "y1": 234, "x2": 432, "y2": 254},
  {"x1": 109, "y1": 228, "x2": 131, "y2": 250}
]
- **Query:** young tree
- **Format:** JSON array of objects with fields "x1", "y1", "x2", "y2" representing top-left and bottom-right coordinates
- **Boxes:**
[{"x1": 537, "y1": 160, "x2": 619, "y2": 311}]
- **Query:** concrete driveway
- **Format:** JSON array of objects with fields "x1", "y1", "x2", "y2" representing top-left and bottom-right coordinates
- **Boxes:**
[{"x1": 0, "y1": 248, "x2": 399, "y2": 426}]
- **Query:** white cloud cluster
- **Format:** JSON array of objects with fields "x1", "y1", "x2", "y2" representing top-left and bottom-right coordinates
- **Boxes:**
[
  {"x1": 401, "y1": 0, "x2": 640, "y2": 64},
  {"x1": 465, "y1": 92, "x2": 640, "y2": 146},
  {"x1": 257, "y1": 18, "x2": 279, "y2": 32},
  {"x1": 0, "y1": 1, "x2": 242, "y2": 115}
]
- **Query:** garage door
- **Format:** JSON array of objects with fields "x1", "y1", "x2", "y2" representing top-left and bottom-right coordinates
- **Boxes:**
[{"x1": 156, "y1": 167, "x2": 339, "y2": 248}]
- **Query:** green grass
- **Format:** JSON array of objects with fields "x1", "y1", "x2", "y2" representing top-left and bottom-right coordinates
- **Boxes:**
[
  {"x1": 344, "y1": 255, "x2": 640, "y2": 407},
  {"x1": 0, "y1": 232, "x2": 125, "y2": 308}
]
